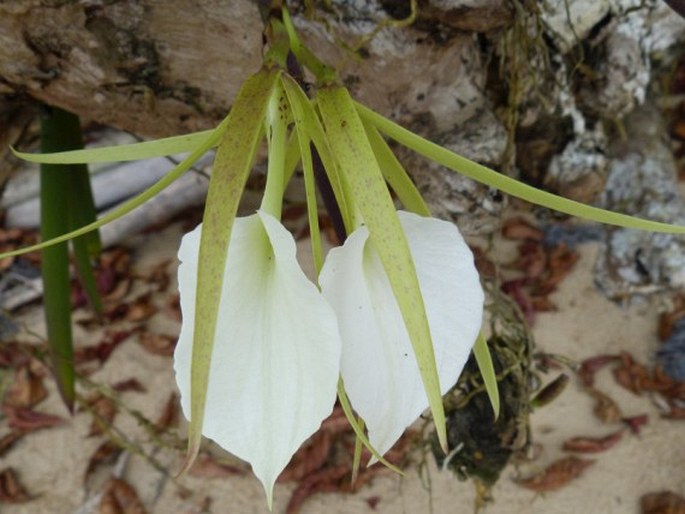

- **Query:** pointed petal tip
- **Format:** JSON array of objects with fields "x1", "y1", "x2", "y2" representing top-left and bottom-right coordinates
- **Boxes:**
[{"x1": 175, "y1": 439, "x2": 201, "y2": 478}]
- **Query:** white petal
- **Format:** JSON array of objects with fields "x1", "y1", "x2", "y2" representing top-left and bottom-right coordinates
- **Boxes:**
[
  {"x1": 174, "y1": 211, "x2": 341, "y2": 505},
  {"x1": 319, "y1": 211, "x2": 484, "y2": 457}
]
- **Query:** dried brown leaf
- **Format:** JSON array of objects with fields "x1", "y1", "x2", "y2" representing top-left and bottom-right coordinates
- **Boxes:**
[
  {"x1": 562, "y1": 430, "x2": 624, "y2": 453},
  {"x1": 578, "y1": 354, "x2": 620, "y2": 388},
  {"x1": 74, "y1": 330, "x2": 133, "y2": 366},
  {"x1": 502, "y1": 218, "x2": 544, "y2": 241},
  {"x1": 155, "y1": 392, "x2": 179, "y2": 432},
  {"x1": 0, "y1": 431, "x2": 25, "y2": 458},
  {"x1": 2, "y1": 406, "x2": 64, "y2": 431},
  {"x1": 0, "y1": 468, "x2": 31, "y2": 503},
  {"x1": 86, "y1": 394, "x2": 117, "y2": 437},
  {"x1": 613, "y1": 352, "x2": 651, "y2": 395},
  {"x1": 280, "y1": 430, "x2": 333, "y2": 483},
  {"x1": 286, "y1": 464, "x2": 350, "y2": 514},
  {"x1": 3, "y1": 365, "x2": 47, "y2": 409},
  {"x1": 166, "y1": 293, "x2": 181, "y2": 322},
  {"x1": 587, "y1": 388, "x2": 623, "y2": 423},
  {"x1": 516, "y1": 456, "x2": 595, "y2": 492},
  {"x1": 136, "y1": 260, "x2": 170, "y2": 292},
  {"x1": 641, "y1": 490, "x2": 685, "y2": 514},
  {"x1": 85, "y1": 441, "x2": 123, "y2": 489},
  {"x1": 111, "y1": 378, "x2": 146, "y2": 393},
  {"x1": 623, "y1": 414, "x2": 649, "y2": 434},
  {"x1": 123, "y1": 294, "x2": 157, "y2": 323},
  {"x1": 188, "y1": 454, "x2": 244, "y2": 478},
  {"x1": 531, "y1": 374, "x2": 570, "y2": 408},
  {"x1": 658, "y1": 295, "x2": 685, "y2": 341},
  {"x1": 138, "y1": 331, "x2": 176, "y2": 357},
  {"x1": 99, "y1": 478, "x2": 147, "y2": 514}
]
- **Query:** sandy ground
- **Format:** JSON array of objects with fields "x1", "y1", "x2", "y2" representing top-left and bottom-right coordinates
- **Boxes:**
[{"x1": 2, "y1": 216, "x2": 684, "y2": 514}]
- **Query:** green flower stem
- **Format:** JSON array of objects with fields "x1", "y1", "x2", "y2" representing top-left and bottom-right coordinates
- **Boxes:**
[
  {"x1": 356, "y1": 102, "x2": 685, "y2": 234},
  {"x1": 261, "y1": 81, "x2": 288, "y2": 219}
]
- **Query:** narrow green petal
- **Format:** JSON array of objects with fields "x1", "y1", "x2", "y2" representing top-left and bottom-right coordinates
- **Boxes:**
[
  {"x1": 318, "y1": 86, "x2": 450, "y2": 453},
  {"x1": 356, "y1": 102, "x2": 685, "y2": 234},
  {"x1": 0, "y1": 125, "x2": 225, "y2": 260},
  {"x1": 473, "y1": 333, "x2": 500, "y2": 420},
  {"x1": 181, "y1": 67, "x2": 280, "y2": 474},
  {"x1": 362, "y1": 119, "x2": 431, "y2": 217},
  {"x1": 12, "y1": 130, "x2": 215, "y2": 164},
  {"x1": 281, "y1": 75, "x2": 353, "y2": 232}
]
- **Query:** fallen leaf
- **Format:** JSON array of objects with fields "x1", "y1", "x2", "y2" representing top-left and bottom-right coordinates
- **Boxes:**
[
  {"x1": 3, "y1": 365, "x2": 47, "y2": 409},
  {"x1": 155, "y1": 392, "x2": 179, "y2": 432},
  {"x1": 534, "y1": 245, "x2": 579, "y2": 296},
  {"x1": 658, "y1": 295, "x2": 685, "y2": 341},
  {"x1": 471, "y1": 246, "x2": 496, "y2": 278},
  {"x1": 578, "y1": 354, "x2": 620, "y2": 388},
  {"x1": 0, "y1": 468, "x2": 31, "y2": 503},
  {"x1": 2, "y1": 406, "x2": 64, "y2": 431},
  {"x1": 112, "y1": 379, "x2": 146, "y2": 393},
  {"x1": 516, "y1": 456, "x2": 595, "y2": 492},
  {"x1": 135, "y1": 260, "x2": 170, "y2": 292},
  {"x1": 103, "y1": 277, "x2": 132, "y2": 304},
  {"x1": 531, "y1": 374, "x2": 570, "y2": 408},
  {"x1": 641, "y1": 490, "x2": 685, "y2": 514},
  {"x1": 166, "y1": 293, "x2": 181, "y2": 322},
  {"x1": 74, "y1": 330, "x2": 133, "y2": 366},
  {"x1": 188, "y1": 453, "x2": 244, "y2": 478},
  {"x1": 613, "y1": 352, "x2": 651, "y2": 395},
  {"x1": 562, "y1": 430, "x2": 624, "y2": 453},
  {"x1": 623, "y1": 414, "x2": 649, "y2": 434},
  {"x1": 84, "y1": 441, "x2": 123, "y2": 489},
  {"x1": 502, "y1": 218, "x2": 544, "y2": 241},
  {"x1": 99, "y1": 478, "x2": 147, "y2": 514},
  {"x1": 587, "y1": 388, "x2": 623, "y2": 423},
  {"x1": 0, "y1": 431, "x2": 25, "y2": 458},
  {"x1": 663, "y1": 403, "x2": 685, "y2": 420},
  {"x1": 137, "y1": 332, "x2": 176, "y2": 357},
  {"x1": 286, "y1": 464, "x2": 350, "y2": 514},
  {"x1": 280, "y1": 430, "x2": 333, "y2": 483},
  {"x1": 122, "y1": 294, "x2": 157, "y2": 323},
  {"x1": 365, "y1": 496, "x2": 381, "y2": 510},
  {"x1": 86, "y1": 394, "x2": 117, "y2": 437}
]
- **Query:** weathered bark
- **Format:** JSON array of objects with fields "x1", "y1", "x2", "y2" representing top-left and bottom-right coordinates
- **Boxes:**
[{"x1": 0, "y1": 0, "x2": 264, "y2": 138}]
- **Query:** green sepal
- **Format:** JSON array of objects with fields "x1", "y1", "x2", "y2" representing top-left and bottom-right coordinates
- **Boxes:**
[
  {"x1": 356, "y1": 102, "x2": 685, "y2": 234},
  {"x1": 362, "y1": 119, "x2": 431, "y2": 217},
  {"x1": 473, "y1": 333, "x2": 500, "y2": 420},
  {"x1": 0, "y1": 125, "x2": 228, "y2": 260},
  {"x1": 318, "y1": 85, "x2": 450, "y2": 454},
  {"x1": 12, "y1": 130, "x2": 215, "y2": 164},
  {"x1": 179, "y1": 67, "x2": 281, "y2": 475}
]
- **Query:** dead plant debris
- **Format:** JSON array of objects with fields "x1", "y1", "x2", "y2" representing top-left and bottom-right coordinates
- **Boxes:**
[
  {"x1": 0, "y1": 467, "x2": 31, "y2": 503},
  {"x1": 516, "y1": 456, "x2": 595, "y2": 492},
  {"x1": 99, "y1": 478, "x2": 147, "y2": 514},
  {"x1": 562, "y1": 430, "x2": 624, "y2": 453},
  {"x1": 501, "y1": 217, "x2": 580, "y2": 323},
  {"x1": 641, "y1": 490, "x2": 685, "y2": 514},
  {"x1": 137, "y1": 331, "x2": 176, "y2": 357}
]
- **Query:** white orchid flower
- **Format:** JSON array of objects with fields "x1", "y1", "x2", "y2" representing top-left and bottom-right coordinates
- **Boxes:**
[
  {"x1": 320, "y1": 210, "x2": 484, "y2": 457},
  {"x1": 173, "y1": 210, "x2": 342, "y2": 506}
]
